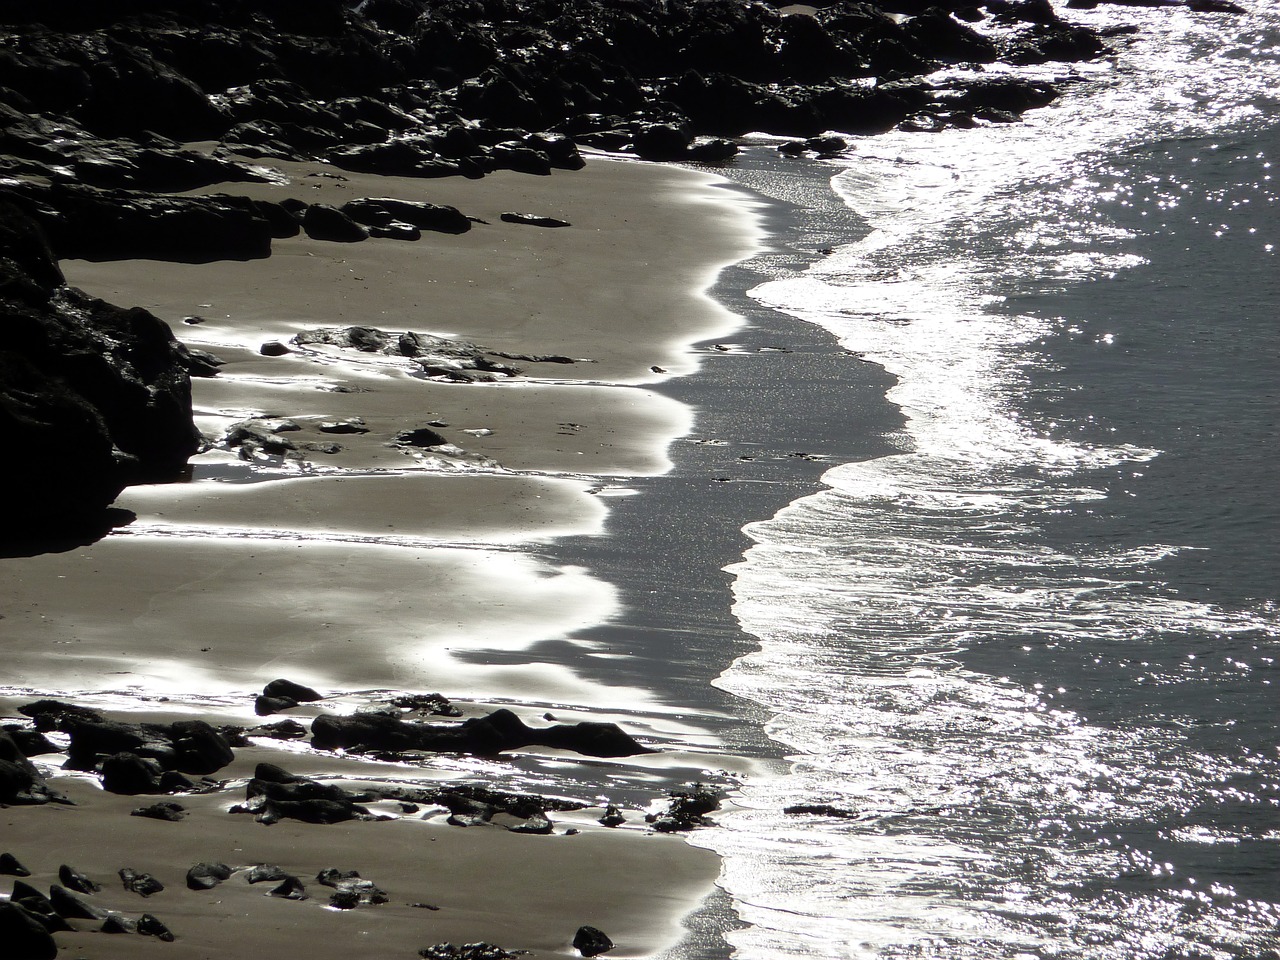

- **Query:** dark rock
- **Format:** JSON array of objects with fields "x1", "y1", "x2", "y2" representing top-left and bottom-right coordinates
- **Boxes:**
[
  {"x1": 266, "y1": 875, "x2": 309, "y2": 900},
  {"x1": 57, "y1": 864, "x2": 101, "y2": 894},
  {"x1": 119, "y1": 867, "x2": 165, "y2": 897},
  {"x1": 132, "y1": 800, "x2": 187, "y2": 821},
  {"x1": 311, "y1": 707, "x2": 651, "y2": 758},
  {"x1": 598, "y1": 805, "x2": 626, "y2": 828},
  {"x1": 138, "y1": 913, "x2": 175, "y2": 941},
  {"x1": 18, "y1": 700, "x2": 104, "y2": 729},
  {"x1": 255, "y1": 695, "x2": 299, "y2": 716},
  {"x1": 507, "y1": 811, "x2": 554, "y2": 835},
  {"x1": 259, "y1": 340, "x2": 290, "y2": 356},
  {"x1": 0, "y1": 742, "x2": 65, "y2": 808},
  {"x1": 158, "y1": 770, "x2": 199, "y2": 793},
  {"x1": 0, "y1": 901, "x2": 57, "y2": 960},
  {"x1": 499, "y1": 212, "x2": 571, "y2": 228},
  {"x1": 249, "y1": 719, "x2": 310, "y2": 740},
  {"x1": 64, "y1": 716, "x2": 234, "y2": 781},
  {"x1": 317, "y1": 418, "x2": 369, "y2": 434},
  {"x1": 186, "y1": 862, "x2": 233, "y2": 890},
  {"x1": 0, "y1": 200, "x2": 201, "y2": 537},
  {"x1": 100, "y1": 913, "x2": 137, "y2": 934},
  {"x1": 784, "y1": 803, "x2": 862, "y2": 819},
  {"x1": 246, "y1": 864, "x2": 289, "y2": 884},
  {"x1": 573, "y1": 926, "x2": 615, "y2": 957},
  {"x1": 2, "y1": 727, "x2": 60, "y2": 758},
  {"x1": 643, "y1": 783, "x2": 722, "y2": 832},
  {"x1": 687, "y1": 137, "x2": 739, "y2": 162},
  {"x1": 235, "y1": 762, "x2": 374, "y2": 824},
  {"x1": 0, "y1": 852, "x2": 31, "y2": 876},
  {"x1": 633, "y1": 123, "x2": 693, "y2": 161},
  {"x1": 7, "y1": 882, "x2": 72, "y2": 933},
  {"x1": 303, "y1": 203, "x2": 369, "y2": 242},
  {"x1": 419, "y1": 943, "x2": 524, "y2": 960},
  {"x1": 49, "y1": 884, "x2": 109, "y2": 921},
  {"x1": 394, "y1": 427, "x2": 448, "y2": 448},
  {"x1": 329, "y1": 888, "x2": 361, "y2": 909},
  {"x1": 12, "y1": 183, "x2": 279, "y2": 262},
  {"x1": 341, "y1": 198, "x2": 471, "y2": 234},
  {"x1": 170, "y1": 720, "x2": 235, "y2": 774}
]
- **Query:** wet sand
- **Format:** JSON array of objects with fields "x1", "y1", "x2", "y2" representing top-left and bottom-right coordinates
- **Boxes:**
[{"x1": 1, "y1": 155, "x2": 760, "y2": 957}]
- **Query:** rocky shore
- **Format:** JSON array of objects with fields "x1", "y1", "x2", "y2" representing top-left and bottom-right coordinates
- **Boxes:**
[{"x1": 0, "y1": 1, "x2": 1245, "y2": 958}]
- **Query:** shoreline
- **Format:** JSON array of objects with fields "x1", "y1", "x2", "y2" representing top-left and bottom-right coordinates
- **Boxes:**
[{"x1": 3, "y1": 154, "x2": 773, "y2": 959}]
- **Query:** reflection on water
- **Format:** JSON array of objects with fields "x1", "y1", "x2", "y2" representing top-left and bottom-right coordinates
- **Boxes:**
[{"x1": 709, "y1": 5, "x2": 1280, "y2": 959}]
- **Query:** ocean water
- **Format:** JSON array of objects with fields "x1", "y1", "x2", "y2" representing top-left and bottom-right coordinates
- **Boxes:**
[{"x1": 703, "y1": 5, "x2": 1280, "y2": 959}]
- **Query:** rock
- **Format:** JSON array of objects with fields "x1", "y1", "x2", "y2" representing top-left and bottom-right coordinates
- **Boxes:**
[
  {"x1": 0, "y1": 901, "x2": 57, "y2": 960},
  {"x1": 643, "y1": 783, "x2": 722, "y2": 832},
  {"x1": 419, "y1": 943, "x2": 524, "y2": 960},
  {"x1": 507, "y1": 811, "x2": 554, "y2": 835},
  {"x1": 186, "y1": 862, "x2": 233, "y2": 890},
  {"x1": 389, "y1": 692, "x2": 462, "y2": 717},
  {"x1": 119, "y1": 867, "x2": 165, "y2": 897},
  {"x1": 171, "y1": 720, "x2": 235, "y2": 774},
  {"x1": 266, "y1": 876, "x2": 309, "y2": 900},
  {"x1": 234, "y1": 762, "x2": 374, "y2": 824},
  {"x1": 249, "y1": 719, "x2": 309, "y2": 740},
  {"x1": 100, "y1": 913, "x2": 137, "y2": 934},
  {"x1": 255, "y1": 695, "x2": 299, "y2": 716},
  {"x1": 633, "y1": 123, "x2": 692, "y2": 160},
  {"x1": 138, "y1": 913, "x2": 175, "y2": 941},
  {"x1": 395, "y1": 427, "x2": 448, "y2": 448},
  {"x1": 49, "y1": 885, "x2": 109, "y2": 921},
  {"x1": 63, "y1": 716, "x2": 235, "y2": 782},
  {"x1": 259, "y1": 340, "x2": 290, "y2": 356},
  {"x1": 687, "y1": 137, "x2": 738, "y2": 162},
  {"x1": 341, "y1": 198, "x2": 471, "y2": 234},
  {"x1": 311, "y1": 707, "x2": 652, "y2": 758},
  {"x1": 11, "y1": 183, "x2": 282, "y2": 262},
  {"x1": 0, "y1": 749, "x2": 67, "y2": 806},
  {"x1": 0, "y1": 201, "x2": 201, "y2": 538},
  {"x1": 784, "y1": 803, "x2": 861, "y2": 819},
  {"x1": 18, "y1": 700, "x2": 104, "y2": 729},
  {"x1": 7, "y1": 882, "x2": 72, "y2": 933},
  {"x1": 132, "y1": 800, "x2": 187, "y2": 821},
  {"x1": 597, "y1": 805, "x2": 626, "y2": 828},
  {"x1": 317, "y1": 418, "x2": 369, "y2": 434},
  {"x1": 302, "y1": 203, "x2": 369, "y2": 242},
  {"x1": 0, "y1": 852, "x2": 32, "y2": 876},
  {"x1": 246, "y1": 864, "x2": 289, "y2": 884},
  {"x1": 499, "y1": 212, "x2": 571, "y2": 228},
  {"x1": 57, "y1": 864, "x2": 101, "y2": 894},
  {"x1": 573, "y1": 926, "x2": 615, "y2": 957}
]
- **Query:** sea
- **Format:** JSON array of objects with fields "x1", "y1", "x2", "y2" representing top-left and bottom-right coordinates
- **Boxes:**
[{"x1": 687, "y1": 4, "x2": 1280, "y2": 959}]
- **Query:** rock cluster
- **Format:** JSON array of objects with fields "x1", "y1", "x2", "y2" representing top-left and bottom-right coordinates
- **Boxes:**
[
  {"x1": 0, "y1": 0, "x2": 1119, "y2": 200},
  {"x1": 0, "y1": 201, "x2": 201, "y2": 540}
]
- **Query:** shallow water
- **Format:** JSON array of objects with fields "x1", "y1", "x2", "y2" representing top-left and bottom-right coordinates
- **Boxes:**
[{"x1": 704, "y1": 5, "x2": 1280, "y2": 958}]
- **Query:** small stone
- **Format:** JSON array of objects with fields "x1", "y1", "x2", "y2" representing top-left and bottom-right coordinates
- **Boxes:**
[{"x1": 259, "y1": 340, "x2": 290, "y2": 356}]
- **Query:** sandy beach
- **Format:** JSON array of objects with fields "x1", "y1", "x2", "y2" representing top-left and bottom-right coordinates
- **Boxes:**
[{"x1": 2, "y1": 154, "x2": 760, "y2": 958}]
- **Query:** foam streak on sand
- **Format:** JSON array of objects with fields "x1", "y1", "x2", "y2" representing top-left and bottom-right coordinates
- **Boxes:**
[{"x1": 1, "y1": 157, "x2": 761, "y2": 958}]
